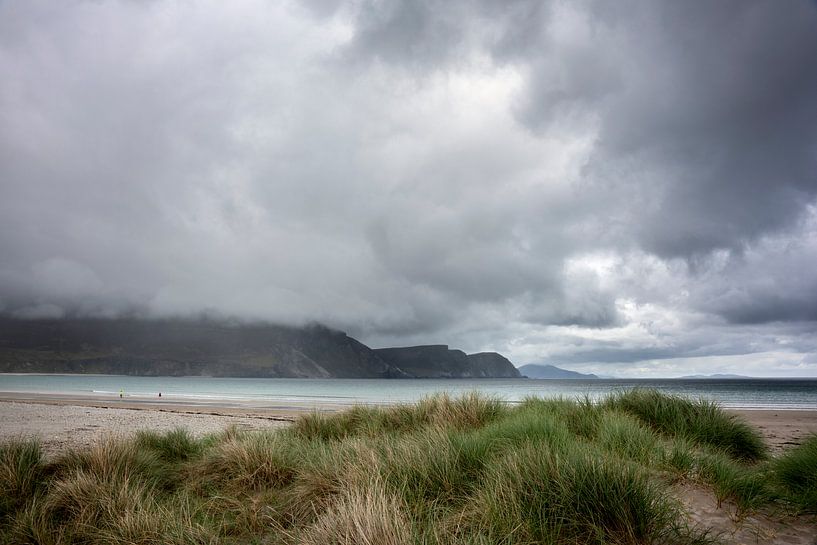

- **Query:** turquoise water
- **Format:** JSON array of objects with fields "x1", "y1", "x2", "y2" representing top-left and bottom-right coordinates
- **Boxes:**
[{"x1": 2, "y1": 374, "x2": 817, "y2": 409}]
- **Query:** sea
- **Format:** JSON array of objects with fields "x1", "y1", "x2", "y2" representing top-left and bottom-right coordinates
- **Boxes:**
[{"x1": 1, "y1": 374, "x2": 817, "y2": 410}]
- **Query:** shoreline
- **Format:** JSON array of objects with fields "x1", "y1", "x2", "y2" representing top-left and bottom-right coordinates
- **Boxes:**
[
  {"x1": 0, "y1": 391, "x2": 352, "y2": 415},
  {"x1": 3, "y1": 388, "x2": 817, "y2": 409},
  {"x1": 1, "y1": 392, "x2": 816, "y2": 456}
]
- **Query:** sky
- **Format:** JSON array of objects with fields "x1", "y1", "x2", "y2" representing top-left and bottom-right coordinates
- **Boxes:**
[{"x1": 1, "y1": 0, "x2": 817, "y2": 377}]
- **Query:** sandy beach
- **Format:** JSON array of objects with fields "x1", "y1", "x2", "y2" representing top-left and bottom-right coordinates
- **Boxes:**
[
  {"x1": 1, "y1": 392, "x2": 816, "y2": 456},
  {"x1": 1, "y1": 393, "x2": 816, "y2": 545},
  {"x1": 0, "y1": 393, "x2": 317, "y2": 457}
]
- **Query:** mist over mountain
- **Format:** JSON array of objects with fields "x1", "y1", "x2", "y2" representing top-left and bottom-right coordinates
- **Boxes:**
[
  {"x1": 2, "y1": 1, "x2": 817, "y2": 377},
  {"x1": 375, "y1": 346, "x2": 520, "y2": 378},
  {"x1": 517, "y1": 364, "x2": 598, "y2": 380},
  {"x1": 680, "y1": 374, "x2": 751, "y2": 379},
  {"x1": 0, "y1": 317, "x2": 517, "y2": 379}
]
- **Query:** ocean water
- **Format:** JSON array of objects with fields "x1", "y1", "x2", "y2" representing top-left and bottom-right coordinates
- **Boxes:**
[{"x1": 1, "y1": 374, "x2": 817, "y2": 410}]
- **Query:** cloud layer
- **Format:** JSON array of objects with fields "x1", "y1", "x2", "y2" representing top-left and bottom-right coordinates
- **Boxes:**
[{"x1": 2, "y1": 0, "x2": 816, "y2": 375}]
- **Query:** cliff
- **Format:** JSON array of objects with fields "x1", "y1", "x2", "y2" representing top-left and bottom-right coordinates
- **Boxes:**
[
  {"x1": 0, "y1": 318, "x2": 521, "y2": 379},
  {"x1": 517, "y1": 364, "x2": 598, "y2": 379},
  {"x1": 374, "y1": 345, "x2": 521, "y2": 378},
  {"x1": 0, "y1": 318, "x2": 403, "y2": 378}
]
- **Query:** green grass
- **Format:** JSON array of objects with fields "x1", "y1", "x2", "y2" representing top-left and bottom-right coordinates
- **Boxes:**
[
  {"x1": 771, "y1": 434, "x2": 817, "y2": 511},
  {"x1": 9, "y1": 475, "x2": 211, "y2": 545},
  {"x1": 604, "y1": 389, "x2": 768, "y2": 461},
  {"x1": 291, "y1": 392, "x2": 507, "y2": 441},
  {"x1": 49, "y1": 436, "x2": 172, "y2": 490},
  {"x1": 0, "y1": 389, "x2": 808, "y2": 545},
  {"x1": 195, "y1": 430, "x2": 304, "y2": 492},
  {"x1": 135, "y1": 427, "x2": 204, "y2": 464},
  {"x1": 697, "y1": 450, "x2": 773, "y2": 511},
  {"x1": 0, "y1": 440, "x2": 43, "y2": 523},
  {"x1": 461, "y1": 442, "x2": 679, "y2": 544}
]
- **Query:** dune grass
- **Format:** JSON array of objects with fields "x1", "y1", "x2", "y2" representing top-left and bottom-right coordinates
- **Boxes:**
[
  {"x1": 135, "y1": 427, "x2": 203, "y2": 464},
  {"x1": 291, "y1": 391, "x2": 507, "y2": 441},
  {"x1": 0, "y1": 390, "x2": 810, "y2": 544},
  {"x1": 604, "y1": 389, "x2": 768, "y2": 461},
  {"x1": 459, "y1": 442, "x2": 678, "y2": 544},
  {"x1": 0, "y1": 440, "x2": 44, "y2": 523},
  {"x1": 771, "y1": 434, "x2": 817, "y2": 512}
]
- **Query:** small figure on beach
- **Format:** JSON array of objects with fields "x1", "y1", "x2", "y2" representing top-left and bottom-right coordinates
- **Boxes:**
[
  {"x1": 119, "y1": 388, "x2": 124, "y2": 399},
  {"x1": 158, "y1": 392, "x2": 162, "y2": 398}
]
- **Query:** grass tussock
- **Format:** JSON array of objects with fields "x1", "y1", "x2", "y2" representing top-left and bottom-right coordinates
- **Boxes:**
[
  {"x1": 605, "y1": 389, "x2": 767, "y2": 461},
  {"x1": 771, "y1": 434, "x2": 817, "y2": 511},
  {"x1": 2, "y1": 389, "x2": 811, "y2": 545},
  {"x1": 292, "y1": 391, "x2": 506, "y2": 441},
  {"x1": 297, "y1": 480, "x2": 413, "y2": 545},
  {"x1": 697, "y1": 451, "x2": 773, "y2": 511},
  {"x1": 460, "y1": 443, "x2": 679, "y2": 544},
  {"x1": 0, "y1": 440, "x2": 44, "y2": 522},
  {"x1": 196, "y1": 431, "x2": 304, "y2": 491},
  {"x1": 135, "y1": 427, "x2": 204, "y2": 464},
  {"x1": 50, "y1": 436, "x2": 170, "y2": 489},
  {"x1": 9, "y1": 472, "x2": 210, "y2": 545}
]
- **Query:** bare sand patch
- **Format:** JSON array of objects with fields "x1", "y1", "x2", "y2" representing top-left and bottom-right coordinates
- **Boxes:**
[
  {"x1": 731, "y1": 409, "x2": 817, "y2": 453},
  {"x1": 0, "y1": 399, "x2": 289, "y2": 457},
  {"x1": 677, "y1": 483, "x2": 816, "y2": 545}
]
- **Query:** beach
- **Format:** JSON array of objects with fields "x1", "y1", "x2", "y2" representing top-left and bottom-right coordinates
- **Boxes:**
[
  {"x1": 2, "y1": 391, "x2": 816, "y2": 545},
  {"x1": 1, "y1": 392, "x2": 816, "y2": 456},
  {"x1": 0, "y1": 393, "x2": 312, "y2": 457}
]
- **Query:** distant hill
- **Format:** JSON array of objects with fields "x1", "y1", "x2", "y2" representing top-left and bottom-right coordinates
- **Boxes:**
[
  {"x1": 0, "y1": 317, "x2": 402, "y2": 378},
  {"x1": 680, "y1": 374, "x2": 750, "y2": 379},
  {"x1": 374, "y1": 345, "x2": 521, "y2": 378},
  {"x1": 518, "y1": 364, "x2": 598, "y2": 379},
  {"x1": 0, "y1": 317, "x2": 519, "y2": 379}
]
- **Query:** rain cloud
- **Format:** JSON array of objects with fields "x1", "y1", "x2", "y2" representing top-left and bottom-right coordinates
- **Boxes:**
[{"x1": 1, "y1": 0, "x2": 816, "y2": 376}]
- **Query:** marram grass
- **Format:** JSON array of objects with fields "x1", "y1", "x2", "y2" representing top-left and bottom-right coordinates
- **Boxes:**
[
  {"x1": 0, "y1": 440, "x2": 44, "y2": 522},
  {"x1": 771, "y1": 434, "x2": 817, "y2": 511},
  {"x1": 0, "y1": 390, "x2": 809, "y2": 545},
  {"x1": 604, "y1": 388, "x2": 768, "y2": 461}
]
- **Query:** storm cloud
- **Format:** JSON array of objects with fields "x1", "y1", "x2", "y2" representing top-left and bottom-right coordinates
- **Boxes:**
[{"x1": 1, "y1": 0, "x2": 816, "y2": 375}]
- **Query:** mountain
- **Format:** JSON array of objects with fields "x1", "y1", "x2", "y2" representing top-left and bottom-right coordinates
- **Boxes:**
[
  {"x1": 374, "y1": 345, "x2": 521, "y2": 378},
  {"x1": 0, "y1": 317, "x2": 519, "y2": 379},
  {"x1": 680, "y1": 374, "x2": 750, "y2": 379},
  {"x1": 517, "y1": 364, "x2": 598, "y2": 379},
  {"x1": 0, "y1": 317, "x2": 405, "y2": 378}
]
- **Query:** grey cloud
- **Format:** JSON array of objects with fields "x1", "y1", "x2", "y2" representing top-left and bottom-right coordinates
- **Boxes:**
[
  {"x1": 346, "y1": 1, "x2": 464, "y2": 67},
  {"x1": 1, "y1": 0, "x2": 817, "y2": 375},
  {"x1": 693, "y1": 211, "x2": 817, "y2": 324},
  {"x1": 587, "y1": 1, "x2": 817, "y2": 258},
  {"x1": 343, "y1": 0, "x2": 817, "y2": 257}
]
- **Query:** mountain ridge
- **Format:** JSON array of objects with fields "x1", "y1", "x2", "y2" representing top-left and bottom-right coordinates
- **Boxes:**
[
  {"x1": 680, "y1": 374, "x2": 750, "y2": 379},
  {"x1": 374, "y1": 345, "x2": 521, "y2": 378},
  {"x1": 517, "y1": 363, "x2": 598, "y2": 379},
  {"x1": 0, "y1": 317, "x2": 518, "y2": 379}
]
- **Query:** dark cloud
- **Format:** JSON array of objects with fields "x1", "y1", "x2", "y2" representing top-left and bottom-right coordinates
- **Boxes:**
[
  {"x1": 346, "y1": 1, "x2": 464, "y2": 67},
  {"x1": 1, "y1": 0, "x2": 816, "y2": 375},
  {"x1": 586, "y1": 1, "x2": 817, "y2": 258},
  {"x1": 694, "y1": 211, "x2": 817, "y2": 324}
]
